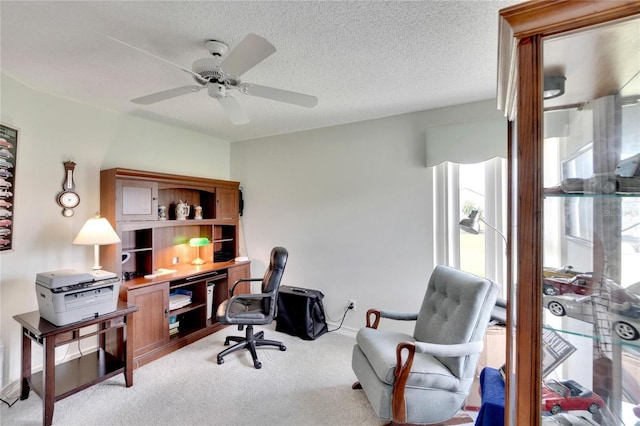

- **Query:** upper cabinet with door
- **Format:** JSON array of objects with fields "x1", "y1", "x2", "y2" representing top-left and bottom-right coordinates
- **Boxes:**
[{"x1": 498, "y1": 1, "x2": 640, "y2": 424}]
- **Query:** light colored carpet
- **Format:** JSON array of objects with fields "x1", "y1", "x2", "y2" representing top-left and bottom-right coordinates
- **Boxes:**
[{"x1": 1, "y1": 325, "x2": 475, "y2": 425}]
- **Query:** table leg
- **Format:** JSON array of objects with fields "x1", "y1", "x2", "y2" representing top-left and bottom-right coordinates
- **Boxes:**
[
  {"x1": 20, "y1": 327, "x2": 31, "y2": 400},
  {"x1": 124, "y1": 313, "x2": 133, "y2": 387},
  {"x1": 42, "y1": 336, "x2": 56, "y2": 426}
]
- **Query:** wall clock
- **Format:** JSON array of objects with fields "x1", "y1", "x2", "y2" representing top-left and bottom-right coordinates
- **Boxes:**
[{"x1": 56, "y1": 161, "x2": 80, "y2": 217}]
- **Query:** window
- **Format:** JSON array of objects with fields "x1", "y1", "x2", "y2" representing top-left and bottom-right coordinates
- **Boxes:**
[{"x1": 429, "y1": 157, "x2": 508, "y2": 288}]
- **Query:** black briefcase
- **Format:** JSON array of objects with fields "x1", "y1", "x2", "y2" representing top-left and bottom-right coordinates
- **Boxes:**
[{"x1": 276, "y1": 286, "x2": 328, "y2": 340}]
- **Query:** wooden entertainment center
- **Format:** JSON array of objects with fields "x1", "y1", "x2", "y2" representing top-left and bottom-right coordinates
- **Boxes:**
[{"x1": 100, "y1": 168, "x2": 250, "y2": 367}]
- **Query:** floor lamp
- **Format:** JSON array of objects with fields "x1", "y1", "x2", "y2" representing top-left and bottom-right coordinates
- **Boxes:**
[
  {"x1": 458, "y1": 209, "x2": 507, "y2": 246},
  {"x1": 459, "y1": 209, "x2": 507, "y2": 324}
]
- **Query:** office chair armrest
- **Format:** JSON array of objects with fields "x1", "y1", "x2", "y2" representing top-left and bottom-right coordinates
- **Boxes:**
[
  {"x1": 230, "y1": 278, "x2": 263, "y2": 297},
  {"x1": 366, "y1": 309, "x2": 419, "y2": 329},
  {"x1": 412, "y1": 340, "x2": 484, "y2": 357}
]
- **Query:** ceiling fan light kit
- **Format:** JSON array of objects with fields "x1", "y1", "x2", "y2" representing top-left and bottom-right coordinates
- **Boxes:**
[
  {"x1": 543, "y1": 75, "x2": 566, "y2": 100},
  {"x1": 204, "y1": 39, "x2": 229, "y2": 57},
  {"x1": 125, "y1": 33, "x2": 318, "y2": 124}
]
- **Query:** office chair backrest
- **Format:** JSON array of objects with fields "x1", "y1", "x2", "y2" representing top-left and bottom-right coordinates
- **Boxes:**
[
  {"x1": 414, "y1": 265, "x2": 499, "y2": 378},
  {"x1": 261, "y1": 247, "x2": 288, "y2": 314}
]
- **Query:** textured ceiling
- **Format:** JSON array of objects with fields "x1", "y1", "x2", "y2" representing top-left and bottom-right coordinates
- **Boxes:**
[{"x1": 0, "y1": 1, "x2": 522, "y2": 142}]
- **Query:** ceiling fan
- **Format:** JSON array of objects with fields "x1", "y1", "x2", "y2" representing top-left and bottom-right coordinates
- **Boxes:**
[{"x1": 111, "y1": 34, "x2": 318, "y2": 125}]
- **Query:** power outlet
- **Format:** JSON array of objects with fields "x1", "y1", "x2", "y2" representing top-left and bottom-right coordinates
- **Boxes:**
[{"x1": 348, "y1": 299, "x2": 356, "y2": 311}]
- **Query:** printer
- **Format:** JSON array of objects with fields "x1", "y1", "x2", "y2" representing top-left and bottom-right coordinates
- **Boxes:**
[{"x1": 36, "y1": 269, "x2": 120, "y2": 326}]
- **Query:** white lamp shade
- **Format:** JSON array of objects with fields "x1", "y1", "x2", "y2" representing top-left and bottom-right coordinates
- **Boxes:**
[{"x1": 73, "y1": 216, "x2": 120, "y2": 245}]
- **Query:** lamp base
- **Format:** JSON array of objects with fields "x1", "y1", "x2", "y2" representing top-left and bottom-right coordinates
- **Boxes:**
[{"x1": 192, "y1": 258, "x2": 205, "y2": 265}]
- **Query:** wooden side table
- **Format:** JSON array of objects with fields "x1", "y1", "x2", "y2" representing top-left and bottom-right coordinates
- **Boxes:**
[{"x1": 13, "y1": 301, "x2": 138, "y2": 426}]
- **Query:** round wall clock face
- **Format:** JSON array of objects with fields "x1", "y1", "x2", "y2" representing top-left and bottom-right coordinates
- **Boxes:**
[{"x1": 57, "y1": 191, "x2": 80, "y2": 209}]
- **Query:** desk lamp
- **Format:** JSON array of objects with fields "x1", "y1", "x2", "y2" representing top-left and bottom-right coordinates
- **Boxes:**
[
  {"x1": 189, "y1": 237, "x2": 210, "y2": 265},
  {"x1": 73, "y1": 213, "x2": 121, "y2": 270}
]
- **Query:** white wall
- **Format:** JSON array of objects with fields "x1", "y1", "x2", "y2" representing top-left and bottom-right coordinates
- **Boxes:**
[
  {"x1": 0, "y1": 74, "x2": 230, "y2": 386},
  {"x1": 231, "y1": 99, "x2": 505, "y2": 335}
]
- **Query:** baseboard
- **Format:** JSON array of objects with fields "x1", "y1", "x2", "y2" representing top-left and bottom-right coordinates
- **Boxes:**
[{"x1": 325, "y1": 322, "x2": 358, "y2": 338}]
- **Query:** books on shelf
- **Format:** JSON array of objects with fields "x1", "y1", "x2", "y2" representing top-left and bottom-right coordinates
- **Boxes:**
[
  {"x1": 169, "y1": 289, "x2": 192, "y2": 310},
  {"x1": 169, "y1": 315, "x2": 180, "y2": 335},
  {"x1": 169, "y1": 315, "x2": 179, "y2": 329}
]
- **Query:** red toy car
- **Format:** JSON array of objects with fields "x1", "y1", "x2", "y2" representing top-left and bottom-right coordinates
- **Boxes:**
[
  {"x1": 543, "y1": 274, "x2": 593, "y2": 296},
  {"x1": 542, "y1": 379, "x2": 604, "y2": 414}
]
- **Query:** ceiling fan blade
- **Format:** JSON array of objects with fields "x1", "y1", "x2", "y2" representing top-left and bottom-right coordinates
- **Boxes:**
[
  {"x1": 219, "y1": 33, "x2": 276, "y2": 77},
  {"x1": 239, "y1": 83, "x2": 318, "y2": 108},
  {"x1": 105, "y1": 35, "x2": 205, "y2": 83},
  {"x1": 131, "y1": 85, "x2": 203, "y2": 105},
  {"x1": 217, "y1": 95, "x2": 250, "y2": 125}
]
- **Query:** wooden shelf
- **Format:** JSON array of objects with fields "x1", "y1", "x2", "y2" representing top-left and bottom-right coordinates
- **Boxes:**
[{"x1": 28, "y1": 350, "x2": 125, "y2": 401}]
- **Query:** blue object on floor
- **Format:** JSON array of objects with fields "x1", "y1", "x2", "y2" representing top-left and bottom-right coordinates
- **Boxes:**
[{"x1": 475, "y1": 367, "x2": 505, "y2": 426}]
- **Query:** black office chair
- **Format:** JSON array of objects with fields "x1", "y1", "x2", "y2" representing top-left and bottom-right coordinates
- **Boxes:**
[{"x1": 215, "y1": 247, "x2": 288, "y2": 369}]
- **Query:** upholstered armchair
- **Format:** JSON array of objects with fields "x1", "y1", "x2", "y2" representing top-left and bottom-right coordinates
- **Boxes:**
[
  {"x1": 216, "y1": 246, "x2": 288, "y2": 369},
  {"x1": 352, "y1": 265, "x2": 500, "y2": 425}
]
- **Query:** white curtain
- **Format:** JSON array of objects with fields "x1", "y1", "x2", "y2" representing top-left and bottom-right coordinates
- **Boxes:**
[{"x1": 425, "y1": 118, "x2": 507, "y2": 167}]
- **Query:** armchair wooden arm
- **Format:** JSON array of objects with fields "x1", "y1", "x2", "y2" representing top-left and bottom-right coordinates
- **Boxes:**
[
  {"x1": 366, "y1": 309, "x2": 420, "y2": 329},
  {"x1": 366, "y1": 309, "x2": 381, "y2": 329},
  {"x1": 392, "y1": 342, "x2": 416, "y2": 424}
]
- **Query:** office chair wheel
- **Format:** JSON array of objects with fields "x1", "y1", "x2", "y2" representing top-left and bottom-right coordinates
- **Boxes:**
[
  {"x1": 217, "y1": 357, "x2": 224, "y2": 365},
  {"x1": 254, "y1": 361, "x2": 262, "y2": 369},
  {"x1": 280, "y1": 344, "x2": 286, "y2": 351}
]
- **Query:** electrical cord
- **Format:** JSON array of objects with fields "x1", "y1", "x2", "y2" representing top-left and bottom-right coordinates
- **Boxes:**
[
  {"x1": 327, "y1": 306, "x2": 351, "y2": 333},
  {"x1": 1, "y1": 396, "x2": 19, "y2": 408}
]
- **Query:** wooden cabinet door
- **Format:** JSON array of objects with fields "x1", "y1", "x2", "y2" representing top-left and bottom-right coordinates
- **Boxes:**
[
  {"x1": 228, "y1": 262, "x2": 251, "y2": 295},
  {"x1": 215, "y1": 187, "x2": 238, "y2": 220},
  {"x1": 116, "y1": 179, "x2": 158, "y2": 221},
  {"x1": 125, "y1": 283, "x2": 169, "y2": 358}
]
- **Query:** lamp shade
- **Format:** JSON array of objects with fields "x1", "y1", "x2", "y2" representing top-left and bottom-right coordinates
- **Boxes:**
[
  {"x1": 189, "y1": 237, "x2": 210, "y2": 247},
  {"x1": 73, "y1": 214, "x2": 120, "y2": 270},
  {"x1": 458, "y1": 210, "x2": 480, "y2": 234},
  {"x1": 73, "y1": 215, "x2": 121, "y2": 245}
]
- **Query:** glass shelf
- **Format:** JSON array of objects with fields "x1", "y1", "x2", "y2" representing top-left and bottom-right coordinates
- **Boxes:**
[{"x1": 543, "y1": 325, "x2": 640, "y2": 350}]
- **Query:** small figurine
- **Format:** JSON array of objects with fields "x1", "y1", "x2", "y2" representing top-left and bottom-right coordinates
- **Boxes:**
[
  {"x1": 158, "y1": 205, "x2": 167, "y2": 221},
  {"x1": 194, "y1": 205, "x2": 203, "y2": 220}
]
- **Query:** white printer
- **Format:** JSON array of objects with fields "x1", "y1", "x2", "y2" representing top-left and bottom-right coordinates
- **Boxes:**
[{"x1": 35, "y1": 269, "x2": 120, "y2": 326}]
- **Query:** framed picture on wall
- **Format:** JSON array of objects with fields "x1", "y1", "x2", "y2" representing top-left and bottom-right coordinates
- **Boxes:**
[{"x1": 0, "y1": 123, "x2": 18, "y2": 252}]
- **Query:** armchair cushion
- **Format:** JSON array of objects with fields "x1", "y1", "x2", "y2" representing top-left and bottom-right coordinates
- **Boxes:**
[{"x1": 356, "y1": 327, "x2": 470, "y2": 392}]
